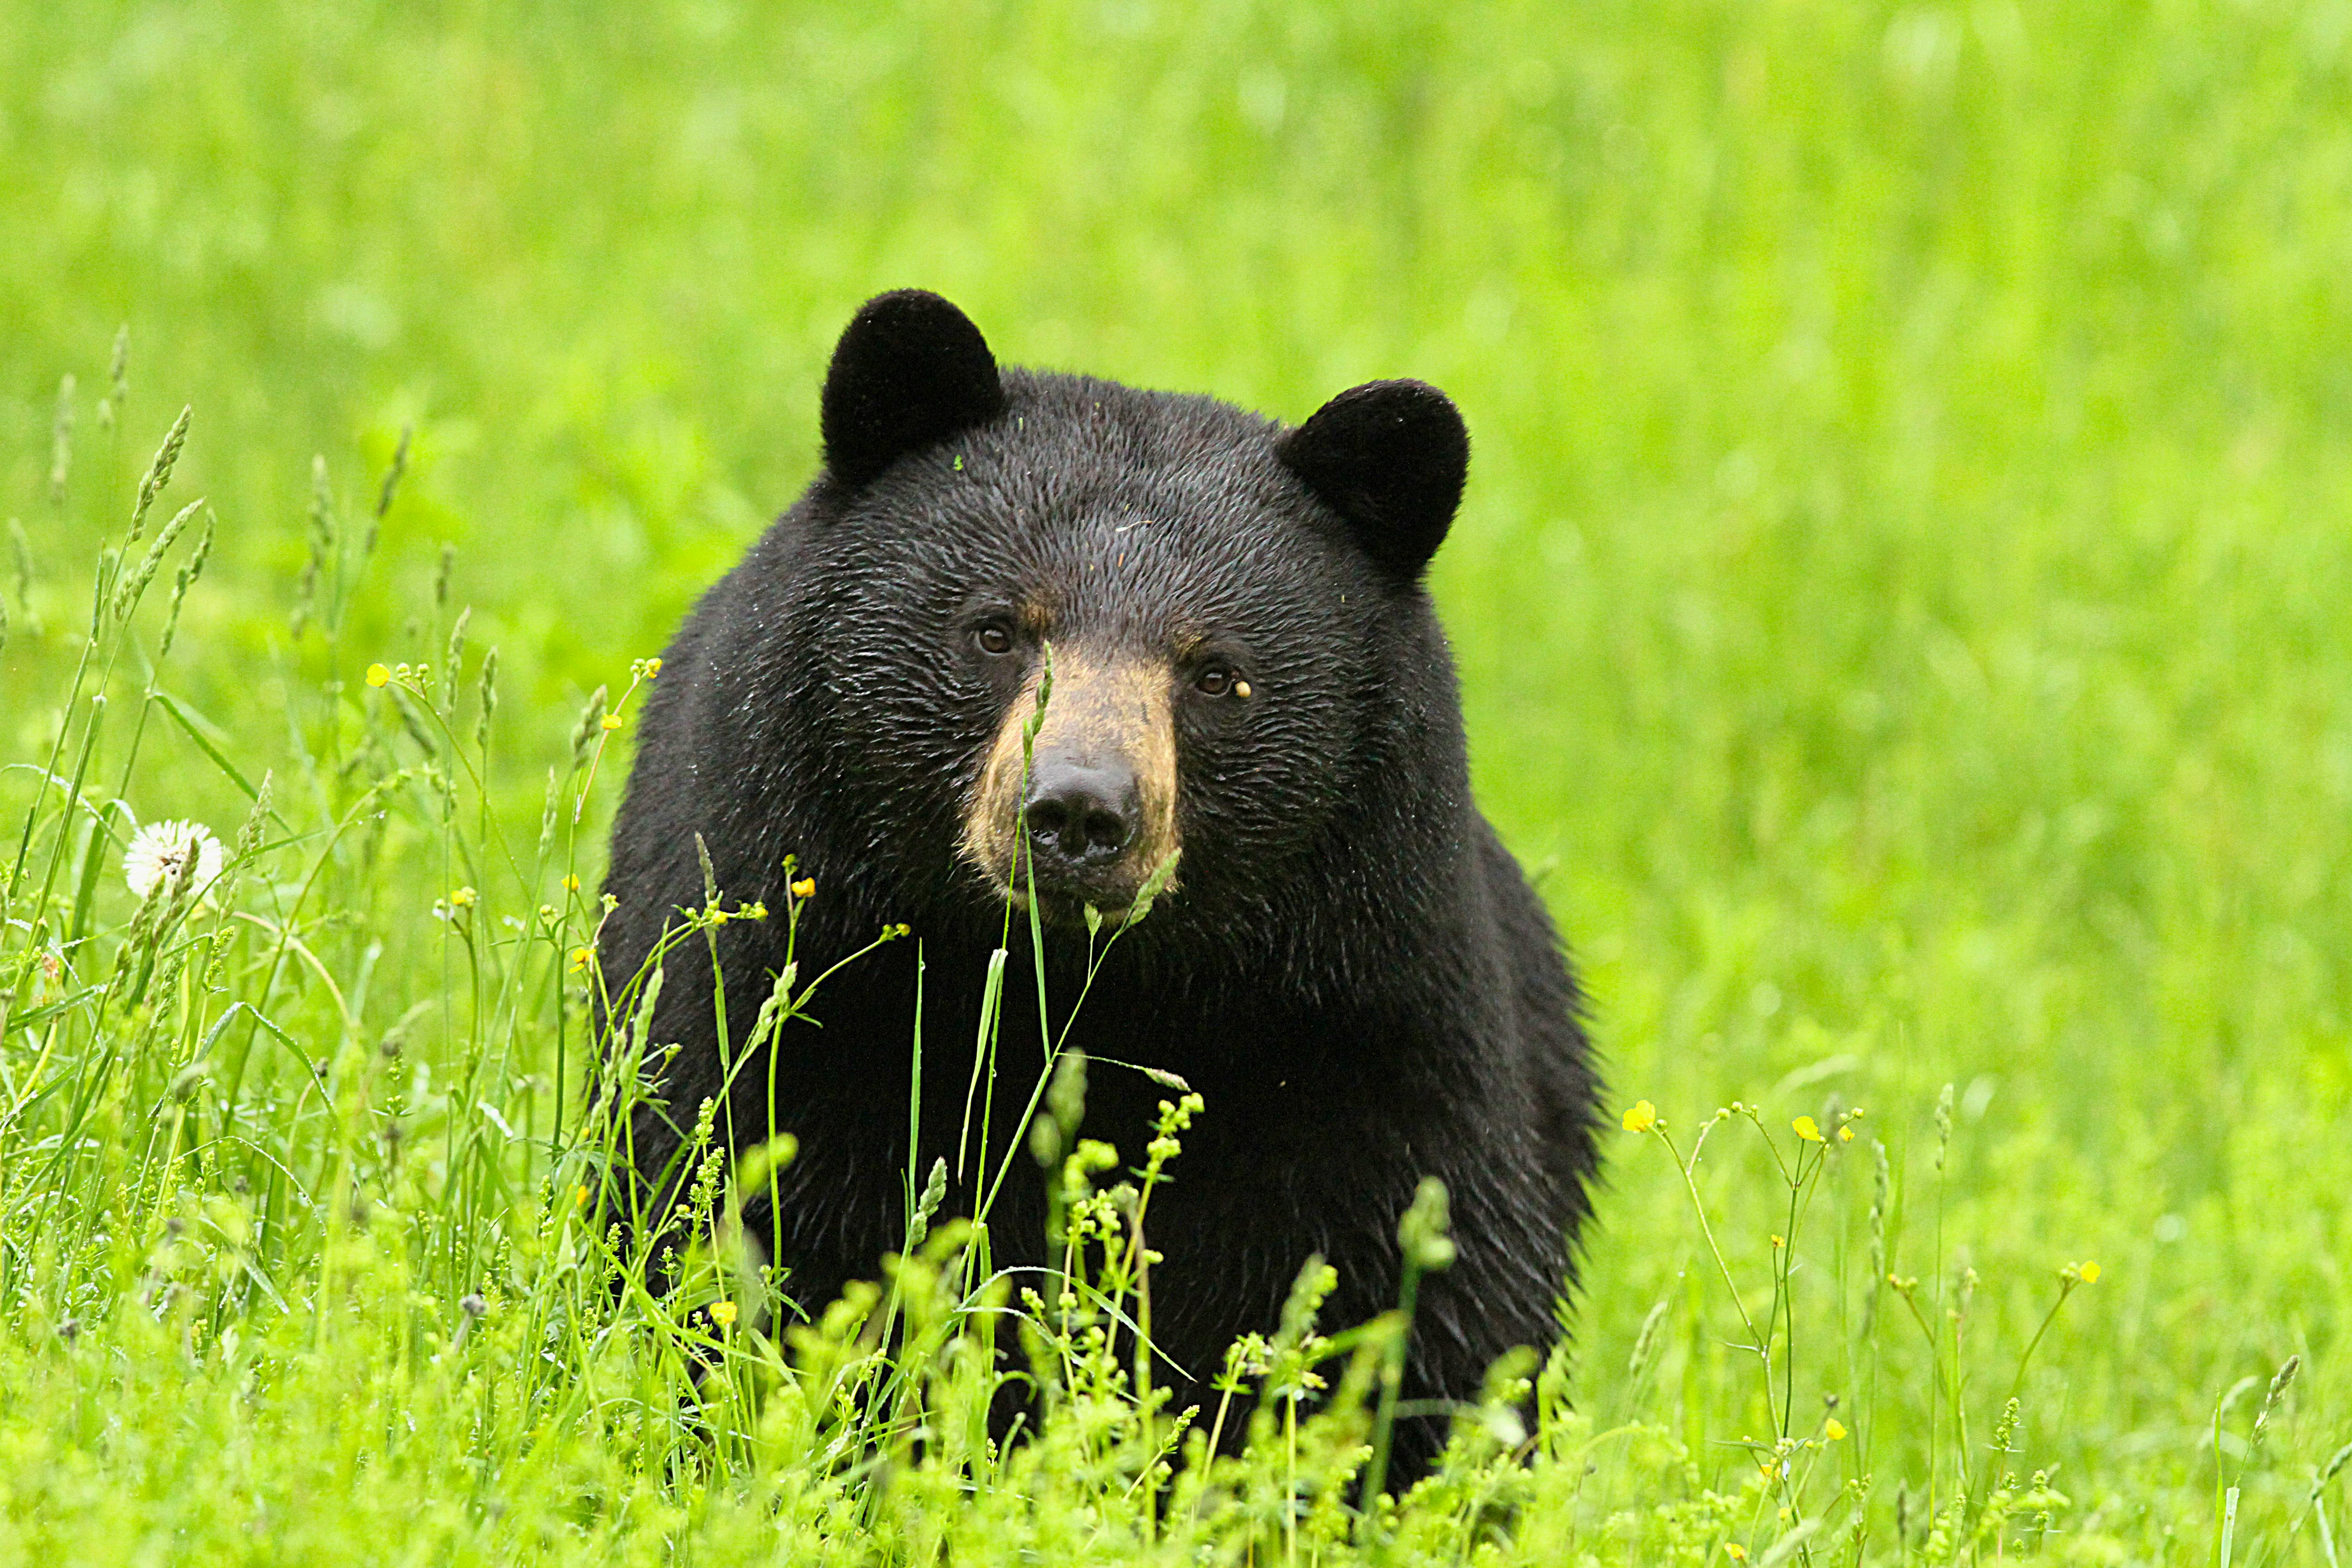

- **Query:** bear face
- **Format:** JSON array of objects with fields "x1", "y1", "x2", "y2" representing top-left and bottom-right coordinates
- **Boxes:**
[{"x1": 804, "y1": 377, "x2": 1394, "y2": 932}]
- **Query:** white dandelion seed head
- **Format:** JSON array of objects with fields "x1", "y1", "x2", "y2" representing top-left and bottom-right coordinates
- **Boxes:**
[{"x1": 122, "y1": 819, "x2": 226, "y2": 902}]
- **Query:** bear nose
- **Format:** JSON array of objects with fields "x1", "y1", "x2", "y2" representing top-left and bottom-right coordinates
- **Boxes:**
[{"x1": 1022, "y1": 760, "x2": 1140, "y2": 869}]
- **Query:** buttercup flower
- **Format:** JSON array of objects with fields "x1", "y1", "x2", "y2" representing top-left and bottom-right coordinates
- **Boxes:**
[
  {"x1": 1793, "y1": 1115, "x2": 1823, "y2": 1143},
  {"x1": 569, "y1": 946, "x2": 593, "y2": 972},
  {"x1": 791, "y1": 876, "x2": 817, "y2": 900},
  {"x1": 708, "y1": 1300, "x2": 738, "y2": 1328},
  {"x1": 448, "y1": 886, "x2": 477, "y2": 908},
  {"x1": 365, "y1": 662, "x2": 390, "y2": 688},
  {"x1": 122, "y1": 819, "x2": 225, "y2": 902},
  {"x1": 1824, "y1": 1417, "x2": 1847, "y2": 1441},
  {"x1": 1621, "y1": 1100, "x2": 1657, "y2": 1133}
]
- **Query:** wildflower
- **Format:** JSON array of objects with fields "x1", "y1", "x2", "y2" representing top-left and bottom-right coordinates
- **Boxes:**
[
  {"x1": 2071, "y1": 1260, "x2": 2102, "y2": 1285},
  {"x1": 122, "y1": 819, "x2": 225, "y2": 902},
  {"x1": 539, "y1": 904, "x2": 557, "y2": 921},
  {"x1": 1771, "y1": 1234, "x2": 1785, "y2": 1249},
  {"x1": 743, "y1": 901, "x2": 768, "y2": 921},
  {"x1": 562, "y1": 874, "x2": 581, "y2": 892},
  {"x1": 1838, "y1": 1125, "x2": 1854, "y2": 1142},
  {"x1": 1825, "y1": 1417, "x2": 1847, "y2": 1441},
  {"x1": 1793, "y1": 1115, "x2": 1823, "y2": 1143},
  {"x1": 1620, "y1": 1099, "x2": 1657, "y2": 1133},
  {"x1": 1725, "y1": 1545, "x2": 1749, "y2": 1561},
  {"x1": 568, "y1": 946, "x2": 593, "y2": 972},
  {"x1": 448, "y1": 886, "x2": 476, "y2": 908},
  {"x1": 573, "y1": 1184, "x2": 589, "y2": 1207},
  {"x1": 600, "y1": 713, "x2": 623, "y2": 731},
  {"x1": 708, "y1": 1300, "x2": 738, "y2": 1328},
  {"x1": 365, "y1": 662, "x2": 390, "y2": 688},
  {"x1": 791, "y1": 876, "x2": 817, "y2": 900}
]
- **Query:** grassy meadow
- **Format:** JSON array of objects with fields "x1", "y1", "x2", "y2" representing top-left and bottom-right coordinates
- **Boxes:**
[{"x1": 3, "y1": 1, "x2": 2349, "y2": 1560}]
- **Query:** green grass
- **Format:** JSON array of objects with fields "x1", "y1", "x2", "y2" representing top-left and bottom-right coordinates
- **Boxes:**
[{"x1": 4, "y1": 1, "x2": 2350, "y2": 1560}]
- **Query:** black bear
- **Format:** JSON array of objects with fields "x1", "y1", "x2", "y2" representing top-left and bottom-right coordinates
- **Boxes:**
[{"x1": 598, "y1": 289, "x2": 1601, "y2": 1475}]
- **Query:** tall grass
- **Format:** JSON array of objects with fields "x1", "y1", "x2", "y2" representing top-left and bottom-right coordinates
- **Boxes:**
[{"x1": 0, "y1": 371, "x2": 2335, "y2": 1563}]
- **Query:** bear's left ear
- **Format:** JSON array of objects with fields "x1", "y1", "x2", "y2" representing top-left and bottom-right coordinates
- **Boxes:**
[
  {"x1": 821, "y1": 289, "x2": 1007, "y2": 488},
  {"x1": 1277, "y1": 379, "x2": 1469, "y2": 581}
]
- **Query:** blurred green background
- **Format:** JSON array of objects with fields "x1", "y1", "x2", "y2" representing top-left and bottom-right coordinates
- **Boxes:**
[{"x1": 5, "y1": 0, "x2": 2348, "y2": 1546}]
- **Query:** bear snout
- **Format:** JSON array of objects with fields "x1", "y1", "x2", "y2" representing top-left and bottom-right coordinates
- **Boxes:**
[{"x1": 959, "y1": 645, "x2": 1181, "y2": 918}]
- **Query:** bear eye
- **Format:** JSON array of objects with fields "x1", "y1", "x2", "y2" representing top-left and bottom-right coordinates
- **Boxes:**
[
  {"x1": 974, "y1": 624, "x2": 1015, "y2": 656},
  {"x1": 1194, "y1": 667, "x2": 1234, "y2": 697}
]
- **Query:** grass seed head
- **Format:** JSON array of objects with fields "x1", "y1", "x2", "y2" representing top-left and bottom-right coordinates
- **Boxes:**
[
  {"x1": 49, "y1": 373, "x2": 74, "y2": 505},
  {"x1": 98, "y1": 323, "x2": 128, "y2": 431},
  {"x1": 570, "y1": 685, "x2": 609, "y2": 765},
  {"x1": 127, "y1": 405, "x2": 191, "y2": 545}
]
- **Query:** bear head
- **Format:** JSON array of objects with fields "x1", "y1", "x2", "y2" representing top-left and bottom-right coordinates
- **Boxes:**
[{"x1": 771, "y1": 289, "x2": 1472, "y2": 937}]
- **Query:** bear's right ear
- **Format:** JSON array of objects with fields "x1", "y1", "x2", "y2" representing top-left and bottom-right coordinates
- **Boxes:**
[
  {"x1": 820, "y1": 290, "x2": 1007, "y2": 489},
  {"x1": 1277, "y1": 379, "x2": 1469, "y2": 582}
]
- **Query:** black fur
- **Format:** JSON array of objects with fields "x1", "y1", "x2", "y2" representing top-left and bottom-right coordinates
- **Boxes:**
[
  {"x1": 600, "y1": 292, "x2": 1602, "y2": 1478},
  {"x1": 820, "y1": 289, "x2": 1007, "y2": 488},
  {"x1": 1278, "y1": 378, "x2": 1469, "y2": 581}
]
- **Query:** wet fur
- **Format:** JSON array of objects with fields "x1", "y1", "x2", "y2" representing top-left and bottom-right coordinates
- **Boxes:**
[{"x1": 600, "y1": 359, "x2": 1603, "y2": 1478}]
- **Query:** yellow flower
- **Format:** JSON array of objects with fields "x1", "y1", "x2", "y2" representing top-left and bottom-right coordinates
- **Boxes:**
[
  {"x1": 1620, "y1": 1099, "x2": 1657, "y2": 1133},
  {"x1": 644, "y1": 657, "x2": 662, "y2": 678},
  {"x1": 573, "y1": 1184, "x2": 589, "y2": 1207},
  {"x1": 2078, "y1": 1260, "x2": 2102, "y2": 1284},
  {"x1": 708, "y1": 1300, "x2": 738, "y2": 1328},
  {"x1": 1793, "y1": 1115, "x2": 1823, "y2": 1143},
  {"x1": 1838, "y1": 1125, "x2": 1854, "y2": 1142},
  {"x1": 1725, "y1": 1545, "x2": 1749, "y2": 1561},
  {"x1": 449, "y1": 886, "x2": 476, "y2": 908},
  {"x1": 568, "y1": 946, "x2": 593, "y2": 972},
  {"x1": 600, "y1": 713, "x2": 623, "y2": 731},
  {"x1": 791, "y1": 876, "x2": 817, "y2": 900},
  {"x1": 1824, "y1": 1417, "x2": 1847, "y2": 1441},
  {"x1": 562, "y1": 874, "x2": 581, "y2": 892},
  {"x1": 365, "y1": 662, "x2": 391, "y2": 688},
  {"x1": 1771, "y1": 1234, "x2": 1785, "y2": 1249}
]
